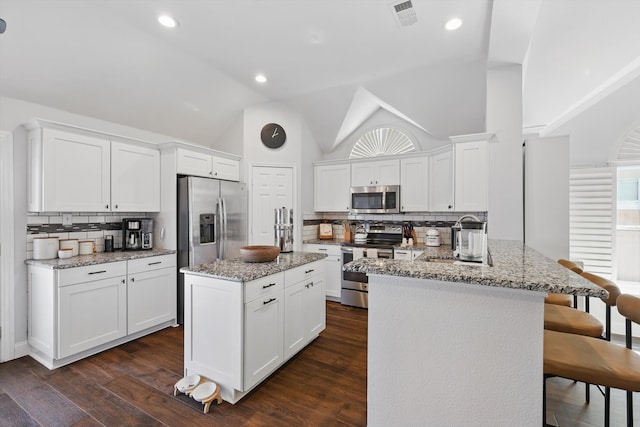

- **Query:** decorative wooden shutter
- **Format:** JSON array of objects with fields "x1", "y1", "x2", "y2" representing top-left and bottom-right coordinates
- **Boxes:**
[{"x1": 569, "y1": 167, "x2": 615, "y2": 278}]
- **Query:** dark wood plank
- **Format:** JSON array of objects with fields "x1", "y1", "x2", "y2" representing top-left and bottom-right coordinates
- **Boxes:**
[
  {"x1": 0, "y1": 392, "x2": 39, "y2": 427},
  {"x1": 5, "y1": 301, "x2": 638, "y2": 426},
  {"x1": 102, "y1": 374, "x2": 223, "y2": 427}
]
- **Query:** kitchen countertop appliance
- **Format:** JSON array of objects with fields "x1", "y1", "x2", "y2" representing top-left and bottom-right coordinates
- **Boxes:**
[
  {"x1": 340, "y1": 223, "x2": 402, "y2": 308},
  {"x1": 123, "y1": 218, "x2": 153, "y2": 250},
  {"x1": 274, "y1": 207, "x2": 293, "y2": 253},
  {"x1": 451, "y1": 215, "x2": 487, "y2": 263},
  {"x1": 177, "y1": 176, "x2": 247, "y2": 323}
]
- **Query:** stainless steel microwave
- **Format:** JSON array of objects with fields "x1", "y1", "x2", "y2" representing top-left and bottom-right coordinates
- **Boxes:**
[{"x1": 350, "y1": 185, "x2": 400, "y2": 214}]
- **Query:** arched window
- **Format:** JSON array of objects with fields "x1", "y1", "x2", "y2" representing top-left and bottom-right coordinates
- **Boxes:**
[{"x1": 349, "y1": 127, "x2": 417, "y2": 159}]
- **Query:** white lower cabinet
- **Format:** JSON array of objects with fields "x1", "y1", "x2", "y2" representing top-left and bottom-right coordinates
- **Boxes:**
[
  {"x1": 303, "y1": 244, "x2": 341, "y2": 299},
  {"x1": 284, "y1": 262, "x2": 325, "y2": 359},
  {"x1": 183, "y1": 260, "x2": 326, "y2": 404},
  {"x1": 58, "y1": 275, "x2": 127, "y2": 359},
  {"x1": 244, "y1": 289, "x2": 284, "y2": 390},
  {"x1": 27, "y1": 254, "x2": 177, "y2": 369},
  {"x1": 127, "y1": 254, "x2": 177, "y2": 334}
]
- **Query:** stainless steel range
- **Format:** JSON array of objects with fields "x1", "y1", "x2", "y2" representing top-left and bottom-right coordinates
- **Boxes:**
[{"x1": 340, "y1": 223, "x2": 403, "y2": 308}]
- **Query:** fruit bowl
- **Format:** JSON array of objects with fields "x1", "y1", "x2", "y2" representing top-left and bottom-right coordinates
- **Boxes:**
[{"x1": 239, "y1": 245, "x2": 280, "y2": 263}]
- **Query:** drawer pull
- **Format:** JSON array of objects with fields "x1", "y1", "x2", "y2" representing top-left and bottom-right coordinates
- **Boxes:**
[
  {"x1": 263, "y1": 297, "x2": 276, "y2": 305},
  {"x1": 148, "y1": 261, "x2": 162, "y2": 265},
  {"x1": 304, "y1": 269, "x2": 314, "y2": 274},
  {"x1": 262, "y1": 282, "x2": 276, "y2": 289},
  {"x1": 318, "y1": 248, "x2": 327, "y2": 251},
  {"x1": 88, "y1": 270, "x2": 107, "y2": 275},
  {"x1": 306, "y1": 282, "x2": 314, "y2": 288}
]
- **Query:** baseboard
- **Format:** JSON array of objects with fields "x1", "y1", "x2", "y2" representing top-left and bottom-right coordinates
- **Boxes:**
[{"x1": 14, "y1": 340, "x2": 30, "y2": 359}]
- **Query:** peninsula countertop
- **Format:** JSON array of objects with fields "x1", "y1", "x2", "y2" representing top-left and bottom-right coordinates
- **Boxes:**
[
  {"x1": 180, "y1": 252, "x2": 327, "y2": 282},
  {"x1": 343, "y1": 239, "x2": 607, "y2": 298},
  {"x1": 25, "y1": 248, "x2": 176, "y2": 269}
]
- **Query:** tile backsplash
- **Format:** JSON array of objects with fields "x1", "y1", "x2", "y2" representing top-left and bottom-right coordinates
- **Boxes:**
[
  {"x1": 303, "y1": 211, "x2": 487, "y2": 245},
  {"x1": 26, "y1": 212, "x2": 149, "y2": 259}
]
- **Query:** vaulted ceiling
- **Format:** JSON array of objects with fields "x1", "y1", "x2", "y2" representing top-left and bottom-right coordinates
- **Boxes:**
[{"x1": 0, "y1": 0, "x2": 638, "y2": 165}]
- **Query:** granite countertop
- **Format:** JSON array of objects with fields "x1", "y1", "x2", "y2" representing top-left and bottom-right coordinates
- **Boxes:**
[
  {"x1": 25, "y1": 248, "x2": 176, "y2": 269},
  {"x1": 180, "y1": 252, "x2": 327, "y2": 282},
  {"x1": 344, "y1": 239, "x2": 608, "y2": 298}
]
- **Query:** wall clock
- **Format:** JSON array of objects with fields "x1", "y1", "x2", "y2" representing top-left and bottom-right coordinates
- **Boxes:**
[{"x1": 261, "y1": 123, "x2": 286, "y2": 149}]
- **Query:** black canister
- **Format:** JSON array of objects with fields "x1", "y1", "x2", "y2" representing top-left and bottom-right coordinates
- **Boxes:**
[{"x1": 105, "y1": 235, "x2": 114, "y2": 252}]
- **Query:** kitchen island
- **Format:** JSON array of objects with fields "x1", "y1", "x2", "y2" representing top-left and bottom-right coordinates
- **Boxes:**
[
  {"x1": 180, "y1": 252, "x2": 327, "y2": 403},
  {"x1": 344, "y1": 240, "x2": 607, "y2": 427}
]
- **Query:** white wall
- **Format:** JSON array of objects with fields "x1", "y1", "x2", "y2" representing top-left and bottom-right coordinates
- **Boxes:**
[
  {"x1": 486, "y1": 65, "x2": 524, "y2": 240},
  {"x1": 242, "y1": 101, "x2": 323, "y2": 249}
]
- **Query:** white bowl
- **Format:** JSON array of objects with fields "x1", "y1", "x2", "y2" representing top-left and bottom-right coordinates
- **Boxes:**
[
  {"x1": 175, "y1": 374, "x2": 200, "y2": 393},
  {"x1": 191, "y1": 381, "x2": 217, "y2": 402}
]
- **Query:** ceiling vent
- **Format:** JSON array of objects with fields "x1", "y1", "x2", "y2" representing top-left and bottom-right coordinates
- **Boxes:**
[{"x1": 391, "y1": 1, "x2": 417, "y2": 27}]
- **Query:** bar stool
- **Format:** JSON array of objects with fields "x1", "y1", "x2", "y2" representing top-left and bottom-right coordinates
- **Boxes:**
[{"x1": 543, "y1": 294, "x2": 640, "y2": 427}]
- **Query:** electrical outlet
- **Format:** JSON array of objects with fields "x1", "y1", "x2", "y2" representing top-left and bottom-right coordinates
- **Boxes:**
[{"x1": 62, "y1": 213, "x2": 73, "y2": 226}]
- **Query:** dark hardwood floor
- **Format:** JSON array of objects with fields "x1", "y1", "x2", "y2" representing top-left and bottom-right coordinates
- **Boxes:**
[{"x1": 1, "y1": 301, "x2": 638, "y2": 426}]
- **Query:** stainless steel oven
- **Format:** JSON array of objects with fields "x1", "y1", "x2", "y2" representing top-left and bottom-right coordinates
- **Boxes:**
[{"x1": 340, "y1": 245, "x2": 394, "y2": 309}]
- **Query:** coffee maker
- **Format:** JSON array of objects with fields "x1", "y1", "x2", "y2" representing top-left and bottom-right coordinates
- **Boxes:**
[{"x1": 123, "y1": 218, "x2": 153, "y2": 250}]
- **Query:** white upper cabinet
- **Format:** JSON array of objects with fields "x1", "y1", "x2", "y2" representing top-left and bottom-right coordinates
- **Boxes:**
[
  {"x1": 453, "y1": 138, "x2": 490, "y2": 212},
  {"x1": 29, "y1": 128, "x2": 111, "y2": 212},
  {"x1": 429, "y1": 150, "x2": 454, "y2": 211},
  {"x1": 111, "y1": 142, "x2": 160, "y2": 212},
  {"x1": 314, "y1": 163, "x2": 351, "y2": 212},
  {"x1": 351, "y1": 159, "x2": 400, "y2": 187},
  {"x1": 26, "y1": 121, "x2": 161, "y2": 213},
  {"x1": 176, "y1": 147, "x2": 240, "y2": 182},
  {"x1": 400, "y1": 156, "x2": 429, "y2": 212}
]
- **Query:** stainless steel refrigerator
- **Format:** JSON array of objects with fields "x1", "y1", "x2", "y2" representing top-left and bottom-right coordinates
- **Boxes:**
[{"x1": 177, "y1": 176, "x2": 247, "y2": 323}]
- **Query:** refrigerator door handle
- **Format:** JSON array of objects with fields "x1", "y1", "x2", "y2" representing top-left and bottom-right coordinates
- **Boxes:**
[{"x1": 218, "y1": 197, "x2": 227, "y2": 259}]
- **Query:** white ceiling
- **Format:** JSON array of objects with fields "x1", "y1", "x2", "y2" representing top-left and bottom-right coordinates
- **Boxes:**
[{"x1": 0, "y1": 0, "x2": 639, "y2": 164}]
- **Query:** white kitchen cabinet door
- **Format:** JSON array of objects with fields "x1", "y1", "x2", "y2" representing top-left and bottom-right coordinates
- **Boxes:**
[
  {"x1": 351, "y1": 160, "x2": 400, "y2": 187},
  {"x1": 375, "y1": 159, "x2": 401, "y2": 185},
  {"x1": 303, "y1": 274, "x2": 325, "y2": 339},
  {"x1": 351, "y1": 162, "x2": 376, "y2": 187},
  {"x1": 401, "y1": 157, "x2": 429, "y2": 212},
  {"x1": 184, "y1": 274, "x2": 243, "y2": 391},
  {"x1": 284, "y1": 281, "x2": 306, "y2": 360},
  {"x1": 127, "y1": 267, "x2": 176, "y2": 334},
  {"x1": 34, "y1": 128, "x2": 111, "y2": 212},
  {"x1": 111, "y1": 142, "x2": 160, "y2": 212},
  {"x1": 454, "y1": 141, "x2": 489, "y2": 212},
  {"x1": 58, "y1": 276, "x2": 127, "y2": 359},
  {"x1": 303, "y1": 244, "x2": 341, "y2": 299},
  {"x1": 314, "y1": 163, "x2": 351, "y2": 212},
  {"x1": 430, "y1": 150, "x2": 454, "y2": 211},
  {"x1": 176, "y1": 148, "x2": 213, "y2": 178},
  {"x1": 244, "y1": 289, "x2": 284, "y2": 390},
  {"x1": 211, "y1": 155, "x2": 240, "y2": 182}
]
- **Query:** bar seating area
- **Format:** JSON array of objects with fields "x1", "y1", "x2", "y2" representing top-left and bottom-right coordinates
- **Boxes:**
[{"x1": 543, "y1": 262, "x2": 639, "y2": 427}]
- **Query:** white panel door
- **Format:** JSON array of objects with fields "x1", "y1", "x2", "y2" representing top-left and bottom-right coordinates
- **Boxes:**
[
  {"x1": 401, "y1": 156, "x2": 429, "y2": 212},
  {"x1": 111, "y1": 142, "x2": 160, "y2": 212},
  {"x1": 251, "y1": 166, "x2": 293, "y2": 246}
]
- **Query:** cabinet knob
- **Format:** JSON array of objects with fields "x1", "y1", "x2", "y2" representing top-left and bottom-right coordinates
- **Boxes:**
[
  {"x1": 209, "y1": 171, "x2": 213, "y2": 176},
  {"x1": 214, "y1": 172, "x2": 218, "y2": 176},
  {"x1": 115, "y1": 204, "x2": 118, "y2": 209},
  {"x1": 448, "y1": 205, "x2": 453, "y2": 209},
  {"x1": 121, "y1": 279, "x2": 125, "y2": 284},
  {"x1": 105, "y1": 204, "x2": 109, "y2": 209},
  {"x1": 131, "y1": 277, "x2": 135, "y2": 282}
]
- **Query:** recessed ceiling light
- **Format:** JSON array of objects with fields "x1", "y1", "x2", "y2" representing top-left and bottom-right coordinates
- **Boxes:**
[
  {"x1": 255, "y1": 74, "x2": 267, "y2": 83},
  {"x1": 158, "y1": 14, "x2": 178, "y2": 28},
  {"x1": 445, "y1": 17, "x2": 462, "y2": 31}
]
